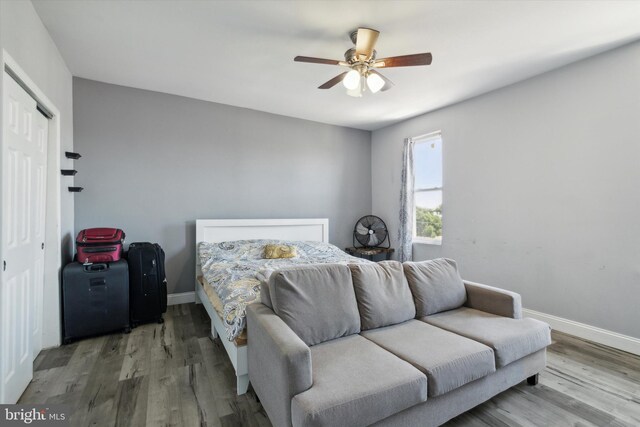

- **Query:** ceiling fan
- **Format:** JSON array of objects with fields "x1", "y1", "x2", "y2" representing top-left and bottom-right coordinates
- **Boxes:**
[{"x1": 294, "y1": 27, "x2": 432, "y2": 97}]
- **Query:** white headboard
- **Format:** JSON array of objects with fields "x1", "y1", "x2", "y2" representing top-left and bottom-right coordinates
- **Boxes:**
[
  {"x1": 196, "y1": 218, "x2": 329, "y2": 244},
  {"x1": 195, "y1": 218, "x2": 329, "y2": 286}
]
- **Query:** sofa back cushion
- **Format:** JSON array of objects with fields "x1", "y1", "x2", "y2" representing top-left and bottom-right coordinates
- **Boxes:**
[
  {"x1": 268, "y1": 264, "x2": 361, "y2": 346},
  {"x1": 403, "y1": 258, "x2": 466, "y2": 316},
  {"x1": 349, "y1": 261, "x2": 416, "y2": 330}
]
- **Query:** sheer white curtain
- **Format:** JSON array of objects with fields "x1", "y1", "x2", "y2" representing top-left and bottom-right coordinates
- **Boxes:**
[{"x1": 398, "y1": 137, "x2": 415, "y2": 262}]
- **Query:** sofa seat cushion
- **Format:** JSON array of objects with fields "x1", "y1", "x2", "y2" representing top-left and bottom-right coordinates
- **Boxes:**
[
  {"x1": 349, "y1": 261, "x2": 416, "y2": 330},
  {"x1": 291, "y1": 334, "x2": 427, "y2": 427},
  {"x1": 361, "y1": 320, "x2": 495, "y2": 397},
  {"x1": 269, "y1": 264, "x2": 361, "y2": 346},
  {"x1": 423, "y1": 307, "x2": 552, "y2": 367}
]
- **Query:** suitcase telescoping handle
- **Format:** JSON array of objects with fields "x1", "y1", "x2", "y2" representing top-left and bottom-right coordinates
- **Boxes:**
[
  {"x1": 84, "y1": 263, "x2": 109, "y2": 272},
  {"x1": 81, "y1": 229, "x2": 125, "y2": 243}
]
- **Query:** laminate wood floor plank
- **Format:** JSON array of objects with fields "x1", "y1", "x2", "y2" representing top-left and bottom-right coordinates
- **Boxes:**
[
  {"x1": 228, "y1": 395, "x2": 270, "y2": 427},
  {"x1": 179, "y1": 303, "x2": 192, "y2": 316},
  {"x1": 101, "y1": 331, "x2": 129, "y2": 358},
  {"x1": 460, "y1": 398, "x2": 524, "y2": 427},
  {"x1": 119, "y1": 322, "x2": 153, "y2": 381},
  {"x1": 472, "y1": 390, "x2": 574, "y2": 427},
  {"x1": 541, "y1": 365, "x2": 640, "y2": 425},
  {"x1": 49, "y1": 335, "x2": 107, "y2": 397},
  {"x1": 72, "y1": 338, "x2": 126, "y2": 427},
  {"x1": 44, "y1": 389, "x2": 84, "y2": 417},
  {"x1": 551, "y1": 339, "x2": 640, "y2": 382},
  {"x1": 547, "y1": 352, "x2": 640, "y2": 400},
  {"x1": 497, "y1": 385, "x2": 602, "y2": 427},
  {"x1": 176, "y1": 363, "x2": 223, "y2": 427},
  {"x1": 149, "y1": 314, "x2": 185, "y2": 373},
  {"x1": 198, "y1": 337, "x2": 240, "y2": 419},
  {"x1": 145, "y1": 365, "x2": 183, "y2": 426},
  {"x1": 114, "y1": 376, "x2": 149, "y2": 427},
  {"x1": 19, "y1": 366, "x2": 66, "y2": 403},
  {"x1": 522, "y1": 383, "x2": 617, "y2": 426},
  {"x1": 444, "y1": 411, "x2": 495, "y2": 427},
  {"x1": 34, "y1": 341, "x2": 78, "y2": 371},
  {"x1": 18, "y1": 304, "x2": 640, "y2": 427},
  {"x1": 174, "y1": 311, "x2": 204, "y2": 367},
  {"x1": 190, "y1": 302, "x2": 213, "y2": 338}
]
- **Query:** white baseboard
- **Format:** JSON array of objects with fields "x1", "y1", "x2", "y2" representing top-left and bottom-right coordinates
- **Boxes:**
[
  {"x1": 523, "y1": 308, "x2": 640, "y2": 356},
  {"x1": 167, "y1": 291, "x2": 196, "y2": 306}
]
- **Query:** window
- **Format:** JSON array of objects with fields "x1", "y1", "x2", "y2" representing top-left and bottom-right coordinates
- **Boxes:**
[{"x1": 413, "y1": 132, "x2": 443, "y2": 244}]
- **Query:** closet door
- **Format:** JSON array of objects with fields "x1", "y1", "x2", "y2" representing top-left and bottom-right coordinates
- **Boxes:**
[{"x1": 1, "y1": 73, "x2": 48, "y2": 404}]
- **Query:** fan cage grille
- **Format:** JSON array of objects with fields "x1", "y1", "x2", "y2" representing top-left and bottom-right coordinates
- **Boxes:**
[{"x1": 353, "y1": 215, "x2": 390, "y2": 248}]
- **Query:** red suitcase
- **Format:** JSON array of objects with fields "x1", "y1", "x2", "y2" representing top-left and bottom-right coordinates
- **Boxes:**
[{"x1": 76, "y1": 228, "x2": 125, "y2": 264}]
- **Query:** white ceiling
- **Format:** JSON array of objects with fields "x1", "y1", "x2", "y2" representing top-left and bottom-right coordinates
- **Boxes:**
[{"x1": 33, "y1": 0, "x2": 640, "y2": 131}]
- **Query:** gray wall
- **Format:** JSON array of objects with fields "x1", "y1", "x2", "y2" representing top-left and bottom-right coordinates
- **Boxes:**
[
  {"x1": 1, "y1": 0, "x2": 74, "y2": 347},
  {"x1": 73, "y1": 78, "x2": 371, "y2": 294},
  {"x1": 372, "y1": 41, "x2": 640, "y2": 339}
]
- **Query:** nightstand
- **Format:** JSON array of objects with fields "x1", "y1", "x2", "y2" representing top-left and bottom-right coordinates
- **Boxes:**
[{"x1": 345, "y1": 247, "x2": 395, "y2": 262}]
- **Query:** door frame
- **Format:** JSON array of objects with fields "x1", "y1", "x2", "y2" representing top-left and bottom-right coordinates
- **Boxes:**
[{"x1": 1, "y1": 50, "x2": 63, "y2": 351}]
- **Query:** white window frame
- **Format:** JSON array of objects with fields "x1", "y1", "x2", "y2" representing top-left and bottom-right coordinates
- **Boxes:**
[{"x1": 412, "y1": 131, "x2": 443, "y2": 245}]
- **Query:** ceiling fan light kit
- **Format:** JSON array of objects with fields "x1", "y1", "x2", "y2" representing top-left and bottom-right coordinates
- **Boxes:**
[
  {"x1": 367, "y1": 72, "x2": 385, "y2": 93},
  {"x1": 343, "y1": 69, "x2": 361, "y2": 90},
  {"x1": 294, "y1": 27, "x2": 432, "y2": 96}
]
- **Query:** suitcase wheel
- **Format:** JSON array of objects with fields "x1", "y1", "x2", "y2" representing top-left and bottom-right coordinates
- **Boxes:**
[
  {"x1": 63, "y1": 337, "x2": 73, "y2": 345},
  {"x1": 124, "y1": 327, "x2": 132, "y2": 334},
  {"x1": 157, "y1": 317, "x2": 164, "y2": 324}
]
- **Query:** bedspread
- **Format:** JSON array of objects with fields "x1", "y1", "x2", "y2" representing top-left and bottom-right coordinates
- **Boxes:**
[{"x1": 198, "y1": 239, "x2": 370, "y2": 341}]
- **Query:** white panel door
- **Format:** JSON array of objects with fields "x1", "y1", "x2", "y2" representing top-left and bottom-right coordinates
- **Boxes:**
[
  {"x1": 31, "y1": 102, "x2": 48, "y2": 358},
  {"x1": 1, "y1": 73, "x2": 48, "y2": 404}
]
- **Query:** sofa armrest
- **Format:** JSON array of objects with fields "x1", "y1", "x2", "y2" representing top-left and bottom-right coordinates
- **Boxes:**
[
  {"x1": 464, "y1": 280, "x2": 522, "y2": 319},
  {"x1": 247, "y1": 303, "x2": 312, "y2": 427}
]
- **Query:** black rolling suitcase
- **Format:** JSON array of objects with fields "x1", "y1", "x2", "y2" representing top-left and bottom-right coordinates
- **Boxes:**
[
  {"x1": 62, "y1": 260, "x2": 130, "y2": 344},
  {"x1": 128, "y1": 242, "x2": 167, "y2": 326}
]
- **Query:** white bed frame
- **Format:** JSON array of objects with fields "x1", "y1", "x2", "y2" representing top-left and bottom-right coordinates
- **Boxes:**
[{"x1": 194, "y1": 218, "x2": 329, "y2": 395}]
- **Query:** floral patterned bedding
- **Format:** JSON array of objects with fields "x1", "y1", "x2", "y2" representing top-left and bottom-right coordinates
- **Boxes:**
[{"x1": 198, "y1": 239, "x2": 370, "y2": 341}]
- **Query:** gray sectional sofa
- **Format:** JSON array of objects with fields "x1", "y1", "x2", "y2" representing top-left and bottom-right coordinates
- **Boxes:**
[{"x1": 247, "y1": 258, "x2": 551, "y2": 427}]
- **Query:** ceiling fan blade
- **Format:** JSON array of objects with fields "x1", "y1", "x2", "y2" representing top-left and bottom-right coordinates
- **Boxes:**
[
  {"x1": 369, "y1": 69, "x2": 394, "y2": 92},
  {"x1": 294, "y1": 56, "x2": 341, "y2": 65},
  {"x1": 355, "y1": 28, "x2": 380, "y2": 60},
  {"x1": 318, "y1": 72, "x2": 348, "y2": 89},
  {"x1": 373, "y1": 53, "x2": 432, "y2": 68}
]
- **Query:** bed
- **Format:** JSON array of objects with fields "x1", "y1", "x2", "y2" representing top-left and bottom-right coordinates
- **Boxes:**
[{"x1": 194, "y1": 218, "x2": 368, "y2": 395}]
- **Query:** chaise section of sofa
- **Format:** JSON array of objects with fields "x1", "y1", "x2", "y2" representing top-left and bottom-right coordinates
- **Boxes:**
[{"x1": 248, "y1": 259, "x2": 551, "y2": 427}]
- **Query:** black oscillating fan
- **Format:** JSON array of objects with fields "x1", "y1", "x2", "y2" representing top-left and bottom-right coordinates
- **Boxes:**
[{"x1": 353, "y1": 215, "x2": 390, "y2": 248}]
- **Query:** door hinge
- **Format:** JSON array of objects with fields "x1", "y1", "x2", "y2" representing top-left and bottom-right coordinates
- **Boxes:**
[
  {"x1": 41, "y1": 242, "x2": 45, "y2": 250},
  {"x1": 3, "y1": 260, "x2": 6, "y2": 271}
]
